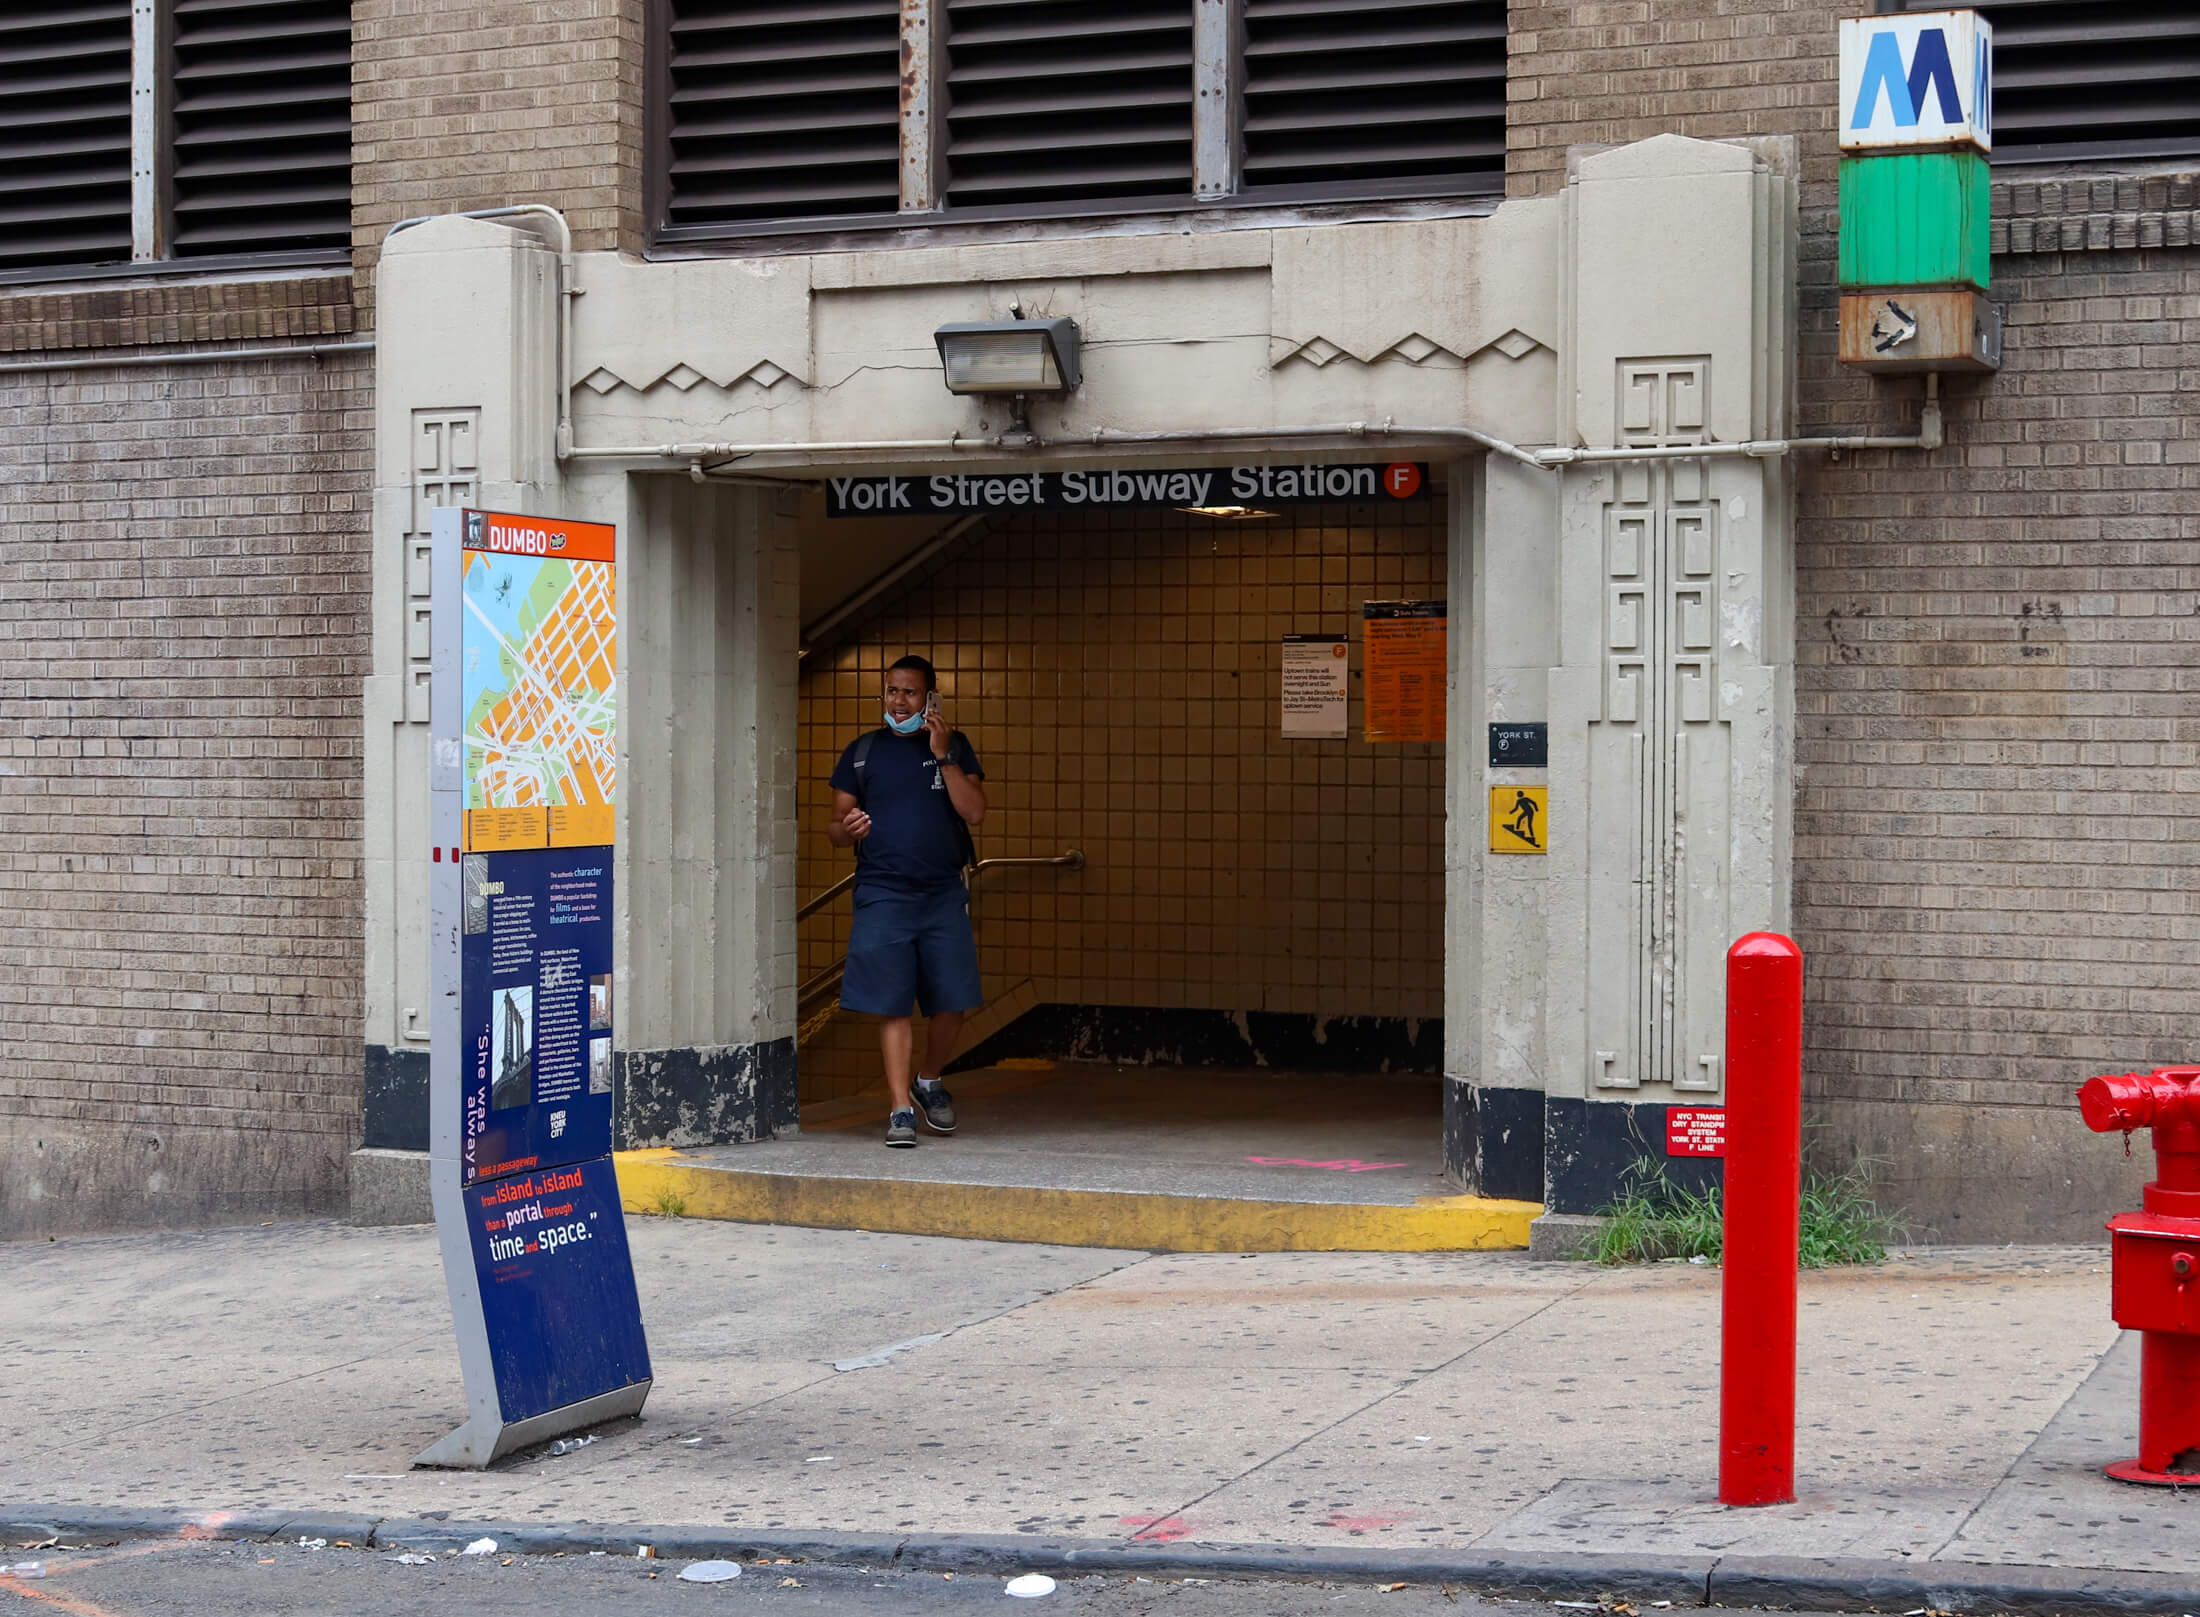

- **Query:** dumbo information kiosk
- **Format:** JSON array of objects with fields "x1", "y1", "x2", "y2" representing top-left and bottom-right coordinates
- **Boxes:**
[{"x1": 419, "y1": 506, "x2": 651, "y2": 1468}]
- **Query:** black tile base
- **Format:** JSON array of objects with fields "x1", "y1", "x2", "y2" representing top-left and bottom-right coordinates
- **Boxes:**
[
  {"x1": 1543, "y1": 1095, "x2": 1723, "y2": 1214},
  {"x1": 949, "y1": 1003, "x2": 1441, "y2": 1075},
  {"x1": 612, "y1": 1037, "x2": 798, "y2": 1150},
  {"x1": 363, "y1": 1044, "x2": 429, "y2": 1152},
  {"x1": 1446, "y1": 1080, "x2": 1546, "y2": 1201}
]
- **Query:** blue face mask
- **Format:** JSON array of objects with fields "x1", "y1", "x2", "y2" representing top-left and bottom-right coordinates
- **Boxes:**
[{"x1": 884, "y1": 708, "x2": 926, "y2": 736}]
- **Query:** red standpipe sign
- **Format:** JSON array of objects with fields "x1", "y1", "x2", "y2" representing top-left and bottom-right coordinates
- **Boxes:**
[{"x1": 1667, "y1": 1107, "x2": 1727, "y2": 1158}]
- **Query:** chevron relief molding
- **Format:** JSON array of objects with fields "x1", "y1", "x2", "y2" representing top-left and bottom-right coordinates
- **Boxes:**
[
  {"x1": 1269, "y1": 327, "x2": 1549, "y2": 371},
  {"x1": 577, "y1": 357, "x2": 804, "y2": 397}
]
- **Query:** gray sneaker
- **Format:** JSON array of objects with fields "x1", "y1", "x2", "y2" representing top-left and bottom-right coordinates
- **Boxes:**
[
  {"x1": 885, "y1": 1107, "x2": 918, "y2": 1148},
  {"x1": 914, "y1": 1080, "x2": 956, "y2": 1135}
]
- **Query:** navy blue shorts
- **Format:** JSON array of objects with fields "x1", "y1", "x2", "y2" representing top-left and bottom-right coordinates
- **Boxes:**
[{"x1": 840, "y1": 883, "x2": 983, "y2": 1018}]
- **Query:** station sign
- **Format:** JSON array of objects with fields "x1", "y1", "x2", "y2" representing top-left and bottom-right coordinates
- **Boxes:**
[
  {"x1": 825, "y1": 461, "x2": 1430, "y2": 517},
  {"x1": 1488, "y1": 722, "x2": 1548, "y2": 769},
  {"x1": 1839, "y1": 10, "x2": 1992, "y2": 152}
]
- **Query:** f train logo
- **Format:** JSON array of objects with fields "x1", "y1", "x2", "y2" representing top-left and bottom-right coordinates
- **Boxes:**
[{"x1": 1838, "y1": 9, "x2": 1993, "y2": 152}]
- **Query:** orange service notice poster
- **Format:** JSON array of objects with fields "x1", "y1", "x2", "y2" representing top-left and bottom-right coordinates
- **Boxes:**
[{"x1": 1361, "y1": 600, "x2": 1446, "y2": 744}]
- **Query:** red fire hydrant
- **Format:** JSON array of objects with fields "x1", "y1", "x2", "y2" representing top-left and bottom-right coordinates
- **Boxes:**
[{"x1": 2078, "y1": 1065, "x2": 2200, "y2": 1484}]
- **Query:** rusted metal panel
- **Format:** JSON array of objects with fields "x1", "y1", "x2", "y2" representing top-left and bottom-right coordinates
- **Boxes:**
[
  {"x1": 1838, "y1": 289, "x2": 2003, "y2": 372},
  {"x1": 1191, "y1": 0, "x2": 1238, "y2": 201},
  {"x1": 898, "y1": 0, "x2": 938, "y2": 212}
]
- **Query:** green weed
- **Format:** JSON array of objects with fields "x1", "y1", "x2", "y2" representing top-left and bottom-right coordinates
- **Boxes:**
[
  {"x1": 652, "y1": 1188, "x2": 689, "y2": 1219},
  {"x1": 1582, "y1": 1157, "x2": 1901, "y2": 1268}
]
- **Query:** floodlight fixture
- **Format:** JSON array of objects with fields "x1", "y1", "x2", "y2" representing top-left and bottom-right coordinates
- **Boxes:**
[{"x1": 934, "y1": 317, "x2": 1081, "y2": 395}]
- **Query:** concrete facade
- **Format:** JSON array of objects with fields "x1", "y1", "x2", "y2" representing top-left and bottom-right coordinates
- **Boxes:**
[
  {"x1": 359, "y1": 135, "x2": 1802, "y2": 1233},
  {"x1": 3, "y1": 0, "x2": 2189, "y2": 1238}
]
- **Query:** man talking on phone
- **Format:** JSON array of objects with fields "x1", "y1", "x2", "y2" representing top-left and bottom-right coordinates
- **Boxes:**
[{"x1": 825, "y1": 654, "x2": 987, "y2": 1147}]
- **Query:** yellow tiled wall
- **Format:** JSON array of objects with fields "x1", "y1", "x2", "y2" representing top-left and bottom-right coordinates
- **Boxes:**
[{"x1": 798, "y1": 500, "x2": 1447, "y2": 1085}]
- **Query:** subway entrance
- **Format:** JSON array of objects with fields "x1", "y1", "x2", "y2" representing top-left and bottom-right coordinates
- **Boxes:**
[{"x1": 632, "y1": 465, "x2": 1521, "y2": 1251}]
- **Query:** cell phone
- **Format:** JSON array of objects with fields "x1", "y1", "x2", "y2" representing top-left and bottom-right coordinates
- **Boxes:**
[{"x1": 924, "y1": 689, "x2": 940, "y2": 718}]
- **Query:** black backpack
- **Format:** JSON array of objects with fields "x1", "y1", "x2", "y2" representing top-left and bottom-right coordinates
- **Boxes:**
[{"x1": 851, "y1": 729, "x2": 977, "y2": 872}]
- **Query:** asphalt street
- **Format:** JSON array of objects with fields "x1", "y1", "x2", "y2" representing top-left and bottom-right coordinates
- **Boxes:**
[{"x1": 0, "y1": 1537, "x2": 1743, "y2": 1617}]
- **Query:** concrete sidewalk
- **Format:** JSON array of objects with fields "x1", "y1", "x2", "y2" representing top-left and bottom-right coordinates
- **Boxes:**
[{"x1": 5, "y1": 1219, "x2": 2193, "y2": 1605}]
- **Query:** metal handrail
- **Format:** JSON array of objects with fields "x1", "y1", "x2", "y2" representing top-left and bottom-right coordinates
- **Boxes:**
[
  {"x1": 973, "y1": 851, "x2": 1087, "y2": 877},
  {"x1": 796, "y1": 849, "x2": 1084, "y2": 1009},
  {"x1": 796, "y1": 871, "x2": 857, "y2": 923}
]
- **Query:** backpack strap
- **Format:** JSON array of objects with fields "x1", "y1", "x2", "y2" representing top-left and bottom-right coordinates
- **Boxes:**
[{"x1": 850, "y1": 729, "x2": 880, "y2": 808}]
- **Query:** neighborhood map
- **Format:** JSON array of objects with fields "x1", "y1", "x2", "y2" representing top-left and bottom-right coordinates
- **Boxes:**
[{"x1": 461, "y1": 549, "x2": 617, "y2": 849}]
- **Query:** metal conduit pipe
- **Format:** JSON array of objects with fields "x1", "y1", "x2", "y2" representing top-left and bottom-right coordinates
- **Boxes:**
[
  {"x1": 0, "y1": 339, "x2": 375, "y2": 376},
  {"x1": 1535, "y1": 377, "x2": 1945, "y2": 463},
  {"x1": 569, "y1": 439, "x2": 978, "y2": 461},
  {"x1": 383, "y1": 205, "x2": 577, "y2": 461}
]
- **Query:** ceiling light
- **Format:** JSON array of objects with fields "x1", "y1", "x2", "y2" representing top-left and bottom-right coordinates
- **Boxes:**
[{"x1": 1177, "y1": 505, "x2": 1280, "y2": 520}]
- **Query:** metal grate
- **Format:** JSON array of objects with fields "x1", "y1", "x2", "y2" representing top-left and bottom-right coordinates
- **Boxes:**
[
  {"x1": 170, "y1": 0, "x2": 351, "y2": 257},
  {"x1": 944, "y1": 0, "x2": 1194, "y2": 208},
  {"x1": 0, "y1": 2, "x2": 133, "y2": 272},
  {"x1": 663, "y1": 0, "x2": 903, "y2": 229},
  {"x1": 1241, "y1": 0, "x2": 1505, "y2": 195},
  {"x1": 1982, "y1": 1, "x2": 2200, "y2": 165}
]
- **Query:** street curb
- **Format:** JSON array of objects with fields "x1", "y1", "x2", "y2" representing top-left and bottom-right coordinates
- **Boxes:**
[{"x1": 9, "y1": 1507, "x2": 2200, "y2": 1614}]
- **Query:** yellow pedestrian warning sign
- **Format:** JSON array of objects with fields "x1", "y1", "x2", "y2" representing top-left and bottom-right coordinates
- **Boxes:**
[{"x1": 1490, "y1": 786, "x2": 1548, "y2": 854}]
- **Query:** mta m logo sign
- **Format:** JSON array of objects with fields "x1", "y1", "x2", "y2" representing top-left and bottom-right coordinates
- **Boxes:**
[{"x1": 1839, "y1": 9, "x2": 1992, "y2": 152}]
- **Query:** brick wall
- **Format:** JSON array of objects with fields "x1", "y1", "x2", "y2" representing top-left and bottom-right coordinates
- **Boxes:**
[
  {"x1": 351, "y1": 0, "x2": 644, "y2": 313},
  {"x1": 0, "y1": 277, "x2": 355, "y2": 354},
  {"x1": 1509, "y1": 2, "x2": 2195, "y2": 1235},
  {"x1": 0, "y1": 350, "x2": 373, "y2": 1237},
  {"x1": 1796, "y1": 250, "x2": 2200, "y2": 1237}
]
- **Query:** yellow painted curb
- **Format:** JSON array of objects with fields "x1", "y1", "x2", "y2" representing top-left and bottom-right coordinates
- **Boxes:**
[{"x1": 614, "y1": 1151, "x2": 1539, "y2": 1253}]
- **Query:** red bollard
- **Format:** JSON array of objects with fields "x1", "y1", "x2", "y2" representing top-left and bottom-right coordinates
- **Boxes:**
[{"x1": 1719, "y1": 931, "x2": 1804, "y2": 1507}]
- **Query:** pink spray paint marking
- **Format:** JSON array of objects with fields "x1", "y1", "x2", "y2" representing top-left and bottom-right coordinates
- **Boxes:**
[
  {"x1": 1245, "y1": 1157, "x2": 1408, "y2": 1173},
  {"x1": 1119, "y1": 1514, "x2": 1195, "y2": 1542},
  {"x1": 1320, "y1": 1509, "x2": 1418, "y2": 1534}
]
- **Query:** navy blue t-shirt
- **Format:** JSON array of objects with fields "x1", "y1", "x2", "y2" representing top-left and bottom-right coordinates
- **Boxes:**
[{"x1": 831, "y1": 727, "x2": 984, "y2": 895}]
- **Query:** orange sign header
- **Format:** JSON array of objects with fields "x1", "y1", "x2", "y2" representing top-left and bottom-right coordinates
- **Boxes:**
[{"x1": 462, "y1": 508, "x2": 616, "y2": 564}]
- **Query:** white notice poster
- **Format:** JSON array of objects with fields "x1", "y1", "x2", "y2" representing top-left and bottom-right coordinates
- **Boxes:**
[{"x1": 1281, "y1": 635, "x2": 1349, "y2": 739}]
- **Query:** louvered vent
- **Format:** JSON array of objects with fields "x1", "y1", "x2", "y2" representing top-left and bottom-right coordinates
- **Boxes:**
[
  {"x1": 663, "y1": 0, "x2": 902, "y2": 230},
  {"x1": 1982, "y1": 2, "x2": 2200, "y2": 164},
  {"x1": 0, "y1": 3, "x2": 133, "y2": 273},
  {"x1": 1241, "y1": 0, "x2": 1504, "y2": 196},
  {"x1": 170, "y1": 0, "x2": 350, "y2": 257},
  {"x1": 944, "y1": 0, "x2": 1193, "y2": 208}
]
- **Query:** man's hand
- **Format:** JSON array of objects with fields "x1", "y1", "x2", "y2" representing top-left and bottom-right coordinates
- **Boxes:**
[
  {"x1": 827, "y1": 789, "x2": 871, "y2": 847},
  {"x1": 925, "y1": 710, "x2": 952, "y2": 760}
]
